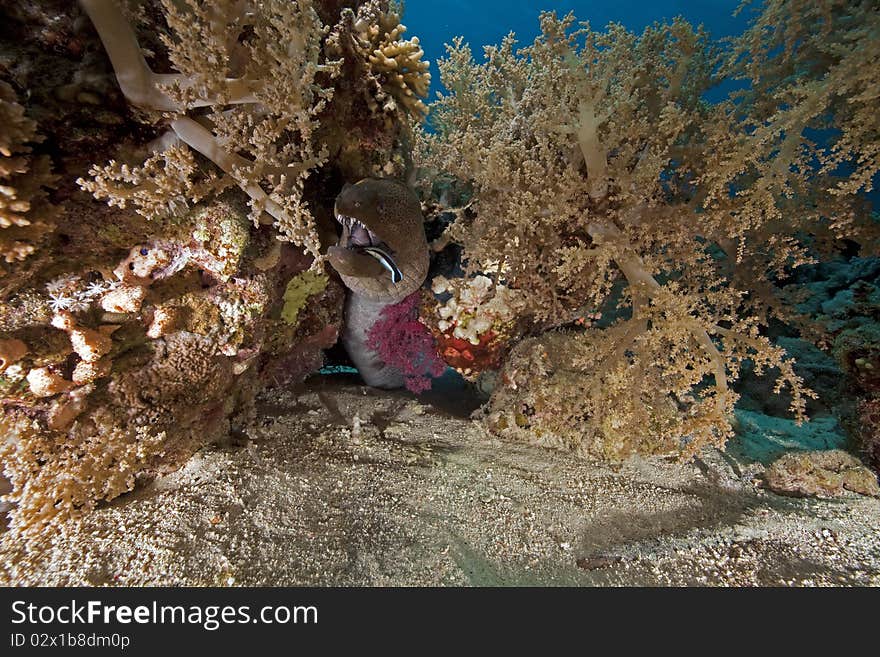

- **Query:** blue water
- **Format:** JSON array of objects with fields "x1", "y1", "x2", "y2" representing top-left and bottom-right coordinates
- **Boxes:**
[{"x1": 404, "y1": 0, "x2": 751, "y2": 98}]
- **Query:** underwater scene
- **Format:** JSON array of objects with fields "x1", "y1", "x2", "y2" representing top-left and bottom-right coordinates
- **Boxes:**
[{"x1": 0, "y1": 0, "x2": 878, "y2": 587}]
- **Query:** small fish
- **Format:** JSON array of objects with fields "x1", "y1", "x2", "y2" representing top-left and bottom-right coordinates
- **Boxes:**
[{"x1": 361, "y1": 245, "x2": 402, "y2": 283}]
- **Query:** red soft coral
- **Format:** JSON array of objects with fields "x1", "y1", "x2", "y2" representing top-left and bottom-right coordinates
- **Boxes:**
[{"x1": 366, "y1": 292, "x2": 446, "y2": 393}]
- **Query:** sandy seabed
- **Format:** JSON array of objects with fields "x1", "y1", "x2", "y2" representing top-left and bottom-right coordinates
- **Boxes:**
[{"x1": 2, "y1": 378, "x2": 879, "y2": 586}]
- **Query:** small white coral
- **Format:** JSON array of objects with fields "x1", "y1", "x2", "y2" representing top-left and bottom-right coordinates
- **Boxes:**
[
  {"x1": 81, "y1": 280, "x2": 110, "y2": 298},
  {"x1": 47, "y1": 293, "x2": 75, "y2": 313},
  {"x1": 101, "y1": 285, "x2": 146, "y2": 313},
  {"x1": 432, "y1": 275, "x2": 524, "y2": 345},
  {"x1": 45, "y1": 274, "x2": 81, "y2": 295}
]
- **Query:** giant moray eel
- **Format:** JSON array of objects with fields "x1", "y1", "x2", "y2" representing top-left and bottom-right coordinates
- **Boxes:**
[{"x1": 327, "y1": 178, "x2": 429, "y2": 388}]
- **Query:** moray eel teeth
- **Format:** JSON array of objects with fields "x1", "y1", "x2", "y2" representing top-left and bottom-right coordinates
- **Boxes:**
[{"x1": 335, "y1": 212, "x2": 400, "y2": 282}]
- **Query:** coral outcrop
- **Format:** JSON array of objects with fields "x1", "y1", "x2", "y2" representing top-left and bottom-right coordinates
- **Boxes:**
[
  {"x1": 763, "y1": 449, "x2": 879, "y2": 499},
  {"x1": 0, "y1": 0, "x2": 420, "y2": 537}
]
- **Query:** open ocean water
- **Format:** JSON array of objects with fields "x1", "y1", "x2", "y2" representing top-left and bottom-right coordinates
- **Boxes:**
[{"x1": 406, "y1": 0, "x2": 749, "y2": 97}]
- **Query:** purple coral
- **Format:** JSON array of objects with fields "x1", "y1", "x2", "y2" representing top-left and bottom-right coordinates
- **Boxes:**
[{"x1": 366, "y1": 292, "x2": 446, "y2": 394}]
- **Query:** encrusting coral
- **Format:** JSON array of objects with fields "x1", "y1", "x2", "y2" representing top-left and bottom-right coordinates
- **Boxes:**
[{"x1": 416, "y1": 5, "x2": 879, "y2": 460}]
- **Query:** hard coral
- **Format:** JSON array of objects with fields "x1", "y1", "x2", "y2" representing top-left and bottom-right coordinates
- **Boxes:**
[
  {"x1": 0, "y1": 81, "x2": 55, "y2": 268},
  {"x1": 327, "y1": 0, "x2": 430, "y2": 121}
]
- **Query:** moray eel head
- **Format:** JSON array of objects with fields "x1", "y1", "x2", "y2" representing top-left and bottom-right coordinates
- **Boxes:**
[{"x1": 328, "y1": 178, "x2": 429, "y2": 302}]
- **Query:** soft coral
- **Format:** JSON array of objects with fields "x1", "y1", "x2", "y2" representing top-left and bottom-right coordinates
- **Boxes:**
[{"x1": 366, "y1": 292, "x2": 446, "y2": 393}]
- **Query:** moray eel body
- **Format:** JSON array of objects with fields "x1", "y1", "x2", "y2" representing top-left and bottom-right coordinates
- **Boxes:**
[{"x1": 327, "y1": 179, "x2": 429, "y2": 388}]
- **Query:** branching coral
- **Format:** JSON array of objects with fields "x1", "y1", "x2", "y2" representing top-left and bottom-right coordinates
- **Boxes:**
[
  {"x1": 0, "y1": 81, "x2": 55, "y2": 268},
  {"x1": 77, "y1": 0, "x2": 340, "y2": 261},
  {"x1": 327, "y1": 0, "x2": 430, "y2": 121},
  {"x1": 415, "y1": 8, "x2": 873, "y2": 458}
]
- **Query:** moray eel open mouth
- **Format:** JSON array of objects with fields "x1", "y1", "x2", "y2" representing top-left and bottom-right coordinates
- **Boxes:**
[
  {"x1": 334, "y1": 212, "x2": 403, "y2": 284},
  {"x1": 328, "y1": 178, "x2": 428, "y2": 302}
]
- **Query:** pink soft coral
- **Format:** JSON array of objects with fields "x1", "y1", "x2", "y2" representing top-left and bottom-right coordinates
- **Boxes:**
[{"x1": 367, "y1": 292, "x2": 446, "y2": 393}]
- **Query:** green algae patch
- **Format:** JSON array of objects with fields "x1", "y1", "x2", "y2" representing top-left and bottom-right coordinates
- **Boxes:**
[{"x1": 281, "y1": 271, "x2": 328, "y2": 325}]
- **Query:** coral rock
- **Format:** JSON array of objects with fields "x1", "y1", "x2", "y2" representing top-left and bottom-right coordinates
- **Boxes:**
[
  {"x1": 764, "y1": 450, "x2": 880, "y2": 499},
  {"x1": 0, "y1": 337, "x2": 27, "y2": 373},
  {"x1": 72, "y1": 357, "x2": 112, "y2": 386},
  {"x1": 26, "y1": 367, "x2": 74, "y2": 398}
]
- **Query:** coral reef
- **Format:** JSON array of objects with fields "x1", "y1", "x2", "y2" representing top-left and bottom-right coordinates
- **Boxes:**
[
  {"x1": 416, "y1": 5, "x2": 878, "y2": 460},
  {"x1": 0, "y1": 0, "x2": 419, "y2": 536},
  {"x1": 1, "y1": 0, "x2": 878, "y2": 541}
]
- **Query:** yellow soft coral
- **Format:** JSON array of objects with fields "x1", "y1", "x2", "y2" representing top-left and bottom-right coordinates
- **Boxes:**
[
  {"x1": 77, "y1": 0, "x2": 340, "y2": 262},
  {"x1": 417, "y1": 10, "x2": 842, "y2": 458}
]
